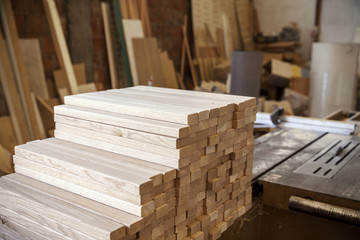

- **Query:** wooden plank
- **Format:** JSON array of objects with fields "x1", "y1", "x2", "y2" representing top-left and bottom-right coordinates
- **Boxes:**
[
  {"x1": 43, "y1": 0, "x2": 79, "y2": 94},
  {"x1": 0, "y1": 179, "x2": 126, "y2": 239},
  {"x1": 19, "y1": 38, "x2": 49, "y2": 99},
  {"x1": 160, "y1": 51, "x2": 179, "y2": 89},
  {"x1": 54, "y1": 114, "x2": 178, "y2": 148},
  {"x1": 54, "y1": 105, "x2": 190, "y2": 138},
  {"x1": 63, "y1": 93, "x2": 199, "y2": 125},
  {"x1": 54, "y1": 130, "x2": 181, "y2": 168},
  {"x1": 182, "y1": 16, "x2": 198, "y2": 88},
  {"x1": 55, "y1": 123, "x2": 194, "y2": 159},
  {"x1": 15, "y1": 143, "x2": 153, "y2": 196},
  {"x1": 54, "y1": 63, "x2": 88, "y2": 97},
  {"x1": 123, "y1": 20, "x2": 144, "y2": 86},
  {"x1": 0, "y1": 27, "x2": 30, "y2": 144},
  {"x1": 132, "y1": 37, "x2": 165, "y2": 87},
  {"x1": 1, "y1": 0, "x2": 41, "y2": 139},
  {"x1": 31, "y1": 93, "x2": 47, "y2": 139},
  {"x1": 101, "y1": 2, "x2": 118, "y2": 89},
  {"x1": 4, "y1": 173, "x2": 145, "y2": 234}
]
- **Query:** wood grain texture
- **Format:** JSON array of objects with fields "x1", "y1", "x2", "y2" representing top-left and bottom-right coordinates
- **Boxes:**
[{"x1": 0, "y1": 179, "x2": 126, "y2": 239}]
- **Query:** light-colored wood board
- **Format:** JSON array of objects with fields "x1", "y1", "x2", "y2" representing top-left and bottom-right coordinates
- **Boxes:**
[
  {"x1": 55, "y1": 123, "x2": 192, "y2": 159},
  {"x1": 0, "y1": 219, "x2": 29, "y2": 240},
  {"x1": 0, "y1": 145, "x2": 13, "y2": 174},
  {"x1": 43, "y1": 138, "x2": 176, "y2": 181},
  {"x1": 19, "y1": 39, "x2": 49, "y2": 99},
  {"x1": 0, "y1": 207, "x2": 67, "y2": 240},
  {"x1": 1, "y1": 0, "x2": 41, "y2": 139},
  {"x1": 132, "y1": 37, "x2": 165, "y2": 87},
  {"x1": 0, "y1": 116, "x2": 17, "y2": 151},
  {"x1": 54, "y1": 114, "x2": 178, "y2": 148},
  {"x1": 13, "y1": 165, "x2": 153, "y2": 218},
  {"x1": 0, "y1": 28, "x2": 30, "y2": 144},
  {"x1": 54, "y1": 130, "x2": 180, "y2": 169},
  {"x1": 15, "y1": 143, "x2": 153, "y2": 195},
  {"x1": 101, "y1": 2, "x2": 118, "y2": 89},
  {"x1": 160, "y1": 51, "x2": 178, "y2": 89},
  {"x1": 54, "y1": 105, "x2": 189, "y2": 138},
  {"x1": 64, "y1": 93, "x2": 198, "y2": 125},
  {"x1": 31, "y1": 138, "x2": 173, "y2": 182},
  {"x1": 13, "y1": 155, "x2": 147, "y2": 207},
  {"x1": 54, "y1": 63, "x2": 88, "y2": 96},
  {"x1": 0, "y1": 179, "x2": 126, "y2": 239},
  {"x1": 4, "y1": 173, "x2": 145, "y2": 232},
  {"x1": 0, "y1": 202, "x2": 92, "y2": 239},
  {"x1": 134, "y1": 86, "x2": 255, "y2": 106},
  {"x1": 109, "y1": 88, "x2": 232, "y2": 113},
  {"x1": 123, "y1": 20, "x2": 144, "y2": 86},
  {"x1": 43, "y1": 0, "x2": 79, "y2": 94},
  {"x1": 92, "y1": 90, "x2": 208, "y2": 120}
]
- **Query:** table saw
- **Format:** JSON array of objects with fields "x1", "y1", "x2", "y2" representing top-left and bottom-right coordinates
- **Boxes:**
[{"x1": 221, "y1": 127, "x2": 360, "y2": 240}]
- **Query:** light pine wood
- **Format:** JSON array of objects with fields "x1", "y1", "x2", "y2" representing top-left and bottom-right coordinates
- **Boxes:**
[
  {"x1": 43, "y1": 0, "x2": 79, "y2": 94},
  {"x1": 0, "y1": 28, "x2": 31, "y2": 144},
  {"x1": 78, "y1": 83, "x2": 97, "y2": 93},
  {"x1": 101, "y1": 2, "x2": 118, "y2": 89},
  {"x1": 1, "y1": 0, "x2": 41, "y2": 140},
  {"x1": 19, "y1": 39, "x2": 49, "y2": 100}
]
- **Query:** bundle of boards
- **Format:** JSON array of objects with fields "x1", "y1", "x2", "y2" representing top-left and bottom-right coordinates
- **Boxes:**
[{"x1": 0, "y1": 86, "x2": 257, "y2": 240}]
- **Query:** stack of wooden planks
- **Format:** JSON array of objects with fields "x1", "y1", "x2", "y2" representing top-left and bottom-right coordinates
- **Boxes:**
[{"x1": 0, "y1": 86, "x2": 257, "y2": 239}]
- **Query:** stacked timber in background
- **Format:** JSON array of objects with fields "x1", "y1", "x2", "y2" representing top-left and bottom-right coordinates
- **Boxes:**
[{"x1": 0, "y1": 86, "x2": 256, "y2": 240}]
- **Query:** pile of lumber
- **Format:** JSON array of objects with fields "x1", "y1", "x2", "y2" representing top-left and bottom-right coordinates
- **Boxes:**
[{"x1": 0, "y1": 86, "x2": 257, "y2": 239}]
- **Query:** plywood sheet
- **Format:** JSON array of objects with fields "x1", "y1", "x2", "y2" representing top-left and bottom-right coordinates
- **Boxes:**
[{"x1": 160, "y1": 51, "x2": 178, "y2": 89}]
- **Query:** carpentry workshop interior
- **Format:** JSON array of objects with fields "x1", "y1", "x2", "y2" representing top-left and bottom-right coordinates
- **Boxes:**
[{"x1": 0, "y1": 0, "x2": 360, "y2": 239}]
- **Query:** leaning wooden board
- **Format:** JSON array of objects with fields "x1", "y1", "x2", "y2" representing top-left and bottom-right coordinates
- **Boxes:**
[{"x1": 1, "y1": 87, "x2": 257, "y2": 240}]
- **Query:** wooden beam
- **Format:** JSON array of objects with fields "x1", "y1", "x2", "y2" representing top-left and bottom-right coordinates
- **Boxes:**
[{"x1": 42, "y1": 0, "x2": 79, "y2": 94}]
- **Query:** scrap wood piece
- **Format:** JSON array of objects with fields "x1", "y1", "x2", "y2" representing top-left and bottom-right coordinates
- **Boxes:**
[
  {"x1": 0, "y1": 28, "x2": 31, "y2": 144},
  {"x1": 101, "y1": 2, "x2": 118, "y2": 89},
  {"x1": 140, "y1": 0, "x2": 152, "y2": 37},
  {"x1": 204, "y1": 23, "x2": 220, "y2": 57},
  {"x1": 42, "y1": 0, "x2": 79, "y2": 95},
  {"x1": 19, "y1": 38, "x2": 49, "y2": 100},
  {"x1": 1, "y1": 0, "x2": 42, "y2": 140},
  {"x1": 235, "y1": 0, "x2": 255, "y2": 50}
]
